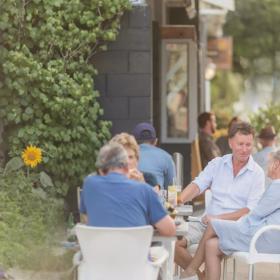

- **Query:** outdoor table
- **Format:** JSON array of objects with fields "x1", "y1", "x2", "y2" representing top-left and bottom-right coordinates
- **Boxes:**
[
  {"x1": 175, "y1": 204, "x2": 193, "y2": 217},
  {"x1": 153, "y1": 204, "x2": 193, "y2": 280}
]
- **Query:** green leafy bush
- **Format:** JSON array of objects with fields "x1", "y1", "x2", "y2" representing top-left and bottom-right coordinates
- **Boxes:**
[
  {"x1": 250, "y1": 102, "x2": 280, "y2": 135},
  {"x1": 0, "y1": 0, "x2": 131, "y2": 195},
  {"x1": 0, "y1": 160, "x2": 64, "y2": 268}
]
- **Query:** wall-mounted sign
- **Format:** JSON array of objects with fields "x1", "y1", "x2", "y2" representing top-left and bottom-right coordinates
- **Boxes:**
[
  {"x1": 207, "y1": 37, "x2": 233, "y2": 70},
  {"x1": 129, "y1": 0, "x2": 146, "y2": 5}
]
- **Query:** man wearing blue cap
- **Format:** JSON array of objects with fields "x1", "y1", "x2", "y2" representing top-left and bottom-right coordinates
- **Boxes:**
[{"x1": 132, "y1": 122, "x2": 176, "y2": 190}]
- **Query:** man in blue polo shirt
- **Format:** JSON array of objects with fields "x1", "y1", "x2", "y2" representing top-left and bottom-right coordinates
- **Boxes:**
[
  {"x1": 80, "y1": 142, "x2": 176, "y2": 236},
  {"x1": 132, "y1": 122, "x2": 176, "y2": 190}
]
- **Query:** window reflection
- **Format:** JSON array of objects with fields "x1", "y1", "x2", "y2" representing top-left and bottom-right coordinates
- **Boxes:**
[{"x1": 164, "y1": 43, "x2": 189, "y2": 138}]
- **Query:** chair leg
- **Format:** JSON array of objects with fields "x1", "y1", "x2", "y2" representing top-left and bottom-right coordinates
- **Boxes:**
[
  {"x1": 248, "y1": 264, "x2": 254, "y2": 280},
  {"x1": 232, "y1": 258, "x2": 236, "y2": 280},
  {"x1": 223, "y1": 257, "x2": 227, "y2": 280}
]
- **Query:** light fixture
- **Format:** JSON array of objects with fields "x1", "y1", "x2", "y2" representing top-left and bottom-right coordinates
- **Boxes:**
[{"x1": 205, "y1": 60, "x2": 217, "y2": 80}]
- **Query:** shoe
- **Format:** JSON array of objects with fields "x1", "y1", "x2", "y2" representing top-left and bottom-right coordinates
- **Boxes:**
[{"x1": 180, "y1": 275, "x2": 199, "y2": 280}]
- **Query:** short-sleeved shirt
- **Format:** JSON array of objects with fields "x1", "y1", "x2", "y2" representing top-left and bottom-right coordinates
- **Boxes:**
[
  {"x1": 253, "y1": 146, "x2": 275, "y2": 188},
  {"x1": 253, "y1": 146, "x2": 275, "y2": 171},
  {"x1": 193, "y1": 154, "x2": 265, "y2": 215},
  {"x1": 199, "y1": 130, "x2": 221, "y2": 168},
  {"x1": 80, "y1": 172, "x2": 167, "y2": 227},
  {"x1": 212, "y1": 179, "x2": 280, "y2": 255},
  {"x1": 138, "y1": 144, "x2": 175, "y2": 190}
]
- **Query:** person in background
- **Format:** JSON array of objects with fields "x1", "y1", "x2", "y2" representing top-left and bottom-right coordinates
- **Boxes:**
[
  {"x1": 253, "y1": 125, "x2": 277, "y2": 187},
  {"x1": 216, "y1": 116, "x2": 241, "y2": 156},
  {"x1": 196, "y1": 150, "x2": 280, "y2": 280},
  {"x1": 80, "y1": 142, "x2": 176, "y2": 236},
  {"x1": 198, "y1": 112, "x2": 221, "y2": 168},
  {"x1": 175, "y1": 122, "x2": 265, "y2": 279},
  {"x1": 110, "y1": 132, "x2": 160, "y2": 191},
  {"x1": 132, "y1": 122, "x2": 175, "y2": 190}
]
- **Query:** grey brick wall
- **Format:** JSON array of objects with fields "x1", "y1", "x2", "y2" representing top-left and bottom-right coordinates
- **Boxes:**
[{"x1": 92, "y1": 6, "x2": 152, "y2": 135}]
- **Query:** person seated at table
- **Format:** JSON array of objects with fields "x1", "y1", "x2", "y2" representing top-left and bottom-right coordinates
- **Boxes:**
[
  {"x1": 180, "y1": 149, "x2": 280, "y2": 280},
  {"x1": 110, "y1": 132, "x2": 160, "y2": 191},
  {"x1": 132, "y1": 122, "x2": 176, "y2": 190},
  {"x1": 79, "y1": 142, "x2": 176, "y2": 236},
  {"x1": 175, "y1": 122, "x2": 265, "y2": 279}
]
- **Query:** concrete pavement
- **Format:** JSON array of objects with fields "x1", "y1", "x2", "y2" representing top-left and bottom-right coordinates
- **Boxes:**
[{"x1": 222, "y1": 258, "x2": 280, "y2": 280}]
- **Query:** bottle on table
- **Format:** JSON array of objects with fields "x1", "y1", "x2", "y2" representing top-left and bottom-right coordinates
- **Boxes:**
[{"x1": 168, "y1": 185, "x2": 177, "y2": 207}]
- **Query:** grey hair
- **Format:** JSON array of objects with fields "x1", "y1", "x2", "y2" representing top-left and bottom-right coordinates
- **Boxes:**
[
  {"x1": 270, "y1": 150, "x2": 280, "y2": 162},
  {"x1": 96, "y1": 142, "x2": 128, "y2": 172}
]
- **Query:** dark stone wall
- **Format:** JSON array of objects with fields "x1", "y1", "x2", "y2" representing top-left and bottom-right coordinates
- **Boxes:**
[
  {"x1": 92, "y1": 6, "x2": 152, "y2": 135},
  {"x1": 91, "y1": 5, "x2": 192, "y2": 187}
]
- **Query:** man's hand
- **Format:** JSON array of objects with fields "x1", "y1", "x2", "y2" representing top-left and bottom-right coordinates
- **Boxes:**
[{"x1": 201, "y1": 214, "x2": 216, "y2": 225}]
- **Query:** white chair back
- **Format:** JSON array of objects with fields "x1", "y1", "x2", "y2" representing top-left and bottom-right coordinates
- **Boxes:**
[{"x1": 75, "y1": 224, "x2": 154, "y2": 280}]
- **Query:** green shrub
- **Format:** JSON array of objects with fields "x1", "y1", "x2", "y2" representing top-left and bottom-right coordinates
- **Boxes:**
[
  {"x1": 0, "y1": 165, "x2": 64, "y2": 268},
  {"x1": 0, "y1": 0, "x2": 131, "y2": 195},
  {"x1": 250, "y1": 102, "x2": 280, "y2": 135}
]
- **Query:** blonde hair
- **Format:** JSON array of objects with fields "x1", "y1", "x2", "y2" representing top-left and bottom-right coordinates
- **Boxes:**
[{"x1": 110, "y1": 133, "x2": 139, "y2": 160}]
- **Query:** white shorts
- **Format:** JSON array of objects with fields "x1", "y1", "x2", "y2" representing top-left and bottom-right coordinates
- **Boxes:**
[{"x1": 185, "y1": 221, "x2": 207, "y2": 246}]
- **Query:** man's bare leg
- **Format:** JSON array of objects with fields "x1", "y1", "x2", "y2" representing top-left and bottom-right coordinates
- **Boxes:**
[
  {"x1": 174, "y1": 238, "x2": 193, "y2": 269},
  {"x1": 181, "y1": 224, "x2": 217, "y2": 278},
  {"x1": 205, "y1": 237, "x2": 224, "y2": 280}
]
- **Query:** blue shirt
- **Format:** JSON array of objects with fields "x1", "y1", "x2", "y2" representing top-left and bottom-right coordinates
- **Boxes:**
[
  {"x1": 240, "y1": 179, "x2": 280, "y2": 233},
  {"x1": 80, "y1": 172, "x2": 167, "y2": 227},
  {"x1": 138, "y1": 144, "x2": 175, "y2": 190},
  {"x1": 193, "y1": 154, "x2": 265, "y2": 215},
  {"x1": 253, "y1": 146, "x2": 275, "y2": 188},
  {"x1": 212, "y1": 179, "x2": 280, "y2": 254},
  {"x1": 253, "y1": 146, "x2": 275, "y2": 171}
]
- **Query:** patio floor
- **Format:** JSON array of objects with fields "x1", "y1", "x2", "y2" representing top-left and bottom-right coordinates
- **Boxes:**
[{"x1": 222, "y1": 258, "x2": 280, "y2": 280}]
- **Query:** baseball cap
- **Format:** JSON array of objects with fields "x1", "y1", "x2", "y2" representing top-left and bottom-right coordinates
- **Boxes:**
[{"x1": 132, "y1": 122, "x2": 157, "y2": 141}]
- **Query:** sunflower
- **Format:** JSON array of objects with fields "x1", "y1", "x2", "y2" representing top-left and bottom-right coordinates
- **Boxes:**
[{"x1": 21, "y1": 145, "x2": 42, "y2": 168}]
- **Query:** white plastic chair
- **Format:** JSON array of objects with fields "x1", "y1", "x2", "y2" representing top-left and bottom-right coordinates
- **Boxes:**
[
  {"x1": 73, "y1": 224, "x2": 169, "y2": 280},
  {"x1": 231, "y1": 224, "x2": 280, "y2": 280}
]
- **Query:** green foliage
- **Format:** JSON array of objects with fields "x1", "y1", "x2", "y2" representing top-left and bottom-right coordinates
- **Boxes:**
[
  {"x1": 0, "y1": 0, "x2": 131, "y2": 195},
  {"x1": 0, "y1": 162, "x2": 64, "y2": 269},
  {"x1": 225, "y1": 0, "x2": 280, "y2": 76},
  {"x1": 250, "y1": 102, "x2": 280, "y2": 135},
  {"x1": 211, "y1": 70, "x2": 243, "y2": 128}
]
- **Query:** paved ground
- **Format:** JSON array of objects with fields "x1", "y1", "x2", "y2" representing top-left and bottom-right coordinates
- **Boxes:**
[
  {"x1": 7, "y1": 269, "x2": 67, "y2": 280},
  {"x1": 222, "y1": 258, "x2": 280, "y2": 279},
  {"x1": 8, "y1": 259, "x2": 280, "y2": 280}
]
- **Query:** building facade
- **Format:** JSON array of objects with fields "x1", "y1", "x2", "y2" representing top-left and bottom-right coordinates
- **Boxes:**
[{"x1": 92, "y1": 0, "x2": 234, "y2": 185}]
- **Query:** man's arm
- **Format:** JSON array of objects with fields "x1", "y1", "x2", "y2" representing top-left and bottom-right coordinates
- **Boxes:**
[
  {"x1": 178, "y1": 182, "x2": 200, "y2": 204},
  {"x1": 178, "y1": 157, "x2": 218, "y2": 204},
  {"x1": 202, "y1": 207, "x2": 249, "y2": 225},
  {"x1": 154, "y1": 215, "x2": 176, "y2": 236}
]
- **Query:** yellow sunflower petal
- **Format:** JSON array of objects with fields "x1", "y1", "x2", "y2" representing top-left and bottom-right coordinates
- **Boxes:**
[{"x1": 21, "y1": 145, "x2": 42, "y2": 168}]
